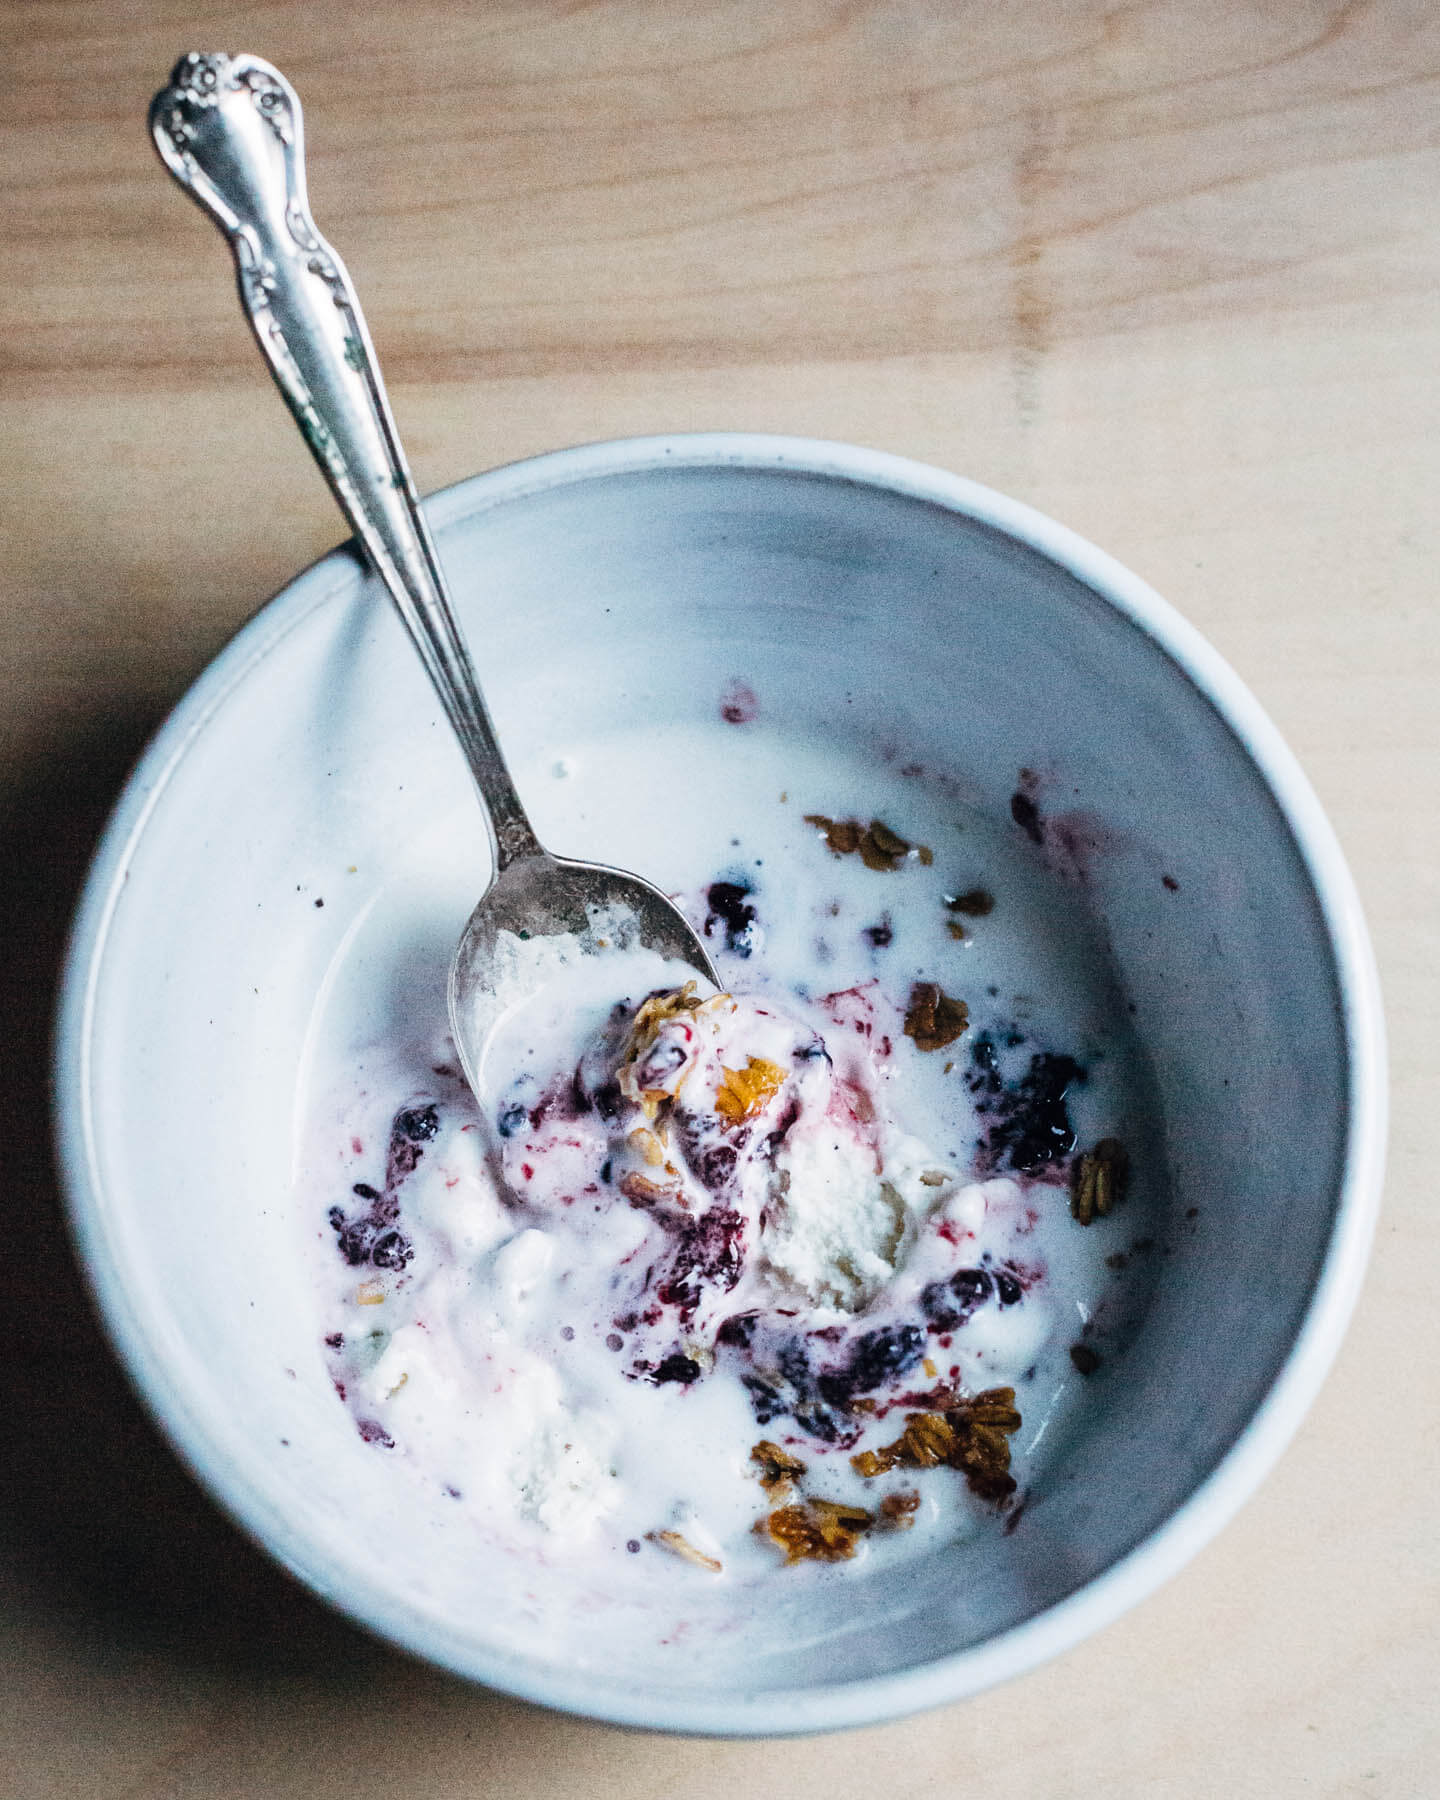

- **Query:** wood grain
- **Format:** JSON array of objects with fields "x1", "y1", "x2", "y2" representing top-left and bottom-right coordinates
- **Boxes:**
[{"x1": 2, "y1": 3, "x2": 1437, "y2": 1795}]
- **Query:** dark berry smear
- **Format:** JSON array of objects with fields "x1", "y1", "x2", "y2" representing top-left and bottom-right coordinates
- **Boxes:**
[
  {"x1": 327, "y1": 1098, "x2": 438, "y2": 1270},
  {"x1": 966, "y1": 1031, "x2": 1084, "y2": 1175},
  {"x1": 704, "y1": 880, "x2": 759, "y2": 957}
]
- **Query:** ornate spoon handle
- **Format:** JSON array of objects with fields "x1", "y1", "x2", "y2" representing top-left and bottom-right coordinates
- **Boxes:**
[{"x1": 150, "y1": 52, "x2": 541, "y2": 871}]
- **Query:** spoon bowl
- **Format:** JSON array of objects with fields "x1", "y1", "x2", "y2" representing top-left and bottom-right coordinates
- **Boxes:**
[
  {"x1": 150, "y1": 50, "x2": 717, "y2": 1116},
  {"x1": 448, "y1": 850, "x2": 719, "y2": 1105}
]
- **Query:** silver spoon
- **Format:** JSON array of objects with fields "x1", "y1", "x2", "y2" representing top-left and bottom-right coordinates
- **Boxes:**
[{"x1": 149, "y1": 52, "x2": 718, "y2": 1103}]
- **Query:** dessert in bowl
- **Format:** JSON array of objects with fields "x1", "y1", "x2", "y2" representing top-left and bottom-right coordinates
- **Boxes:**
[{"x1": 56, "y1": 433, "x2": 1384, "y2": 1733}]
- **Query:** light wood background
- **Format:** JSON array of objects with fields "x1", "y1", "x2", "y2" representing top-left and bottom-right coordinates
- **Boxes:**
[{"x1": 3, "y1": 2, "x2": 1437, "y2": 1794}]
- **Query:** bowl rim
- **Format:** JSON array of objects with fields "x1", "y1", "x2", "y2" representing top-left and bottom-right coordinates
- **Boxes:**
[{"x1": 54, "y1": 431, "x2": 1387, "y2": 1735}]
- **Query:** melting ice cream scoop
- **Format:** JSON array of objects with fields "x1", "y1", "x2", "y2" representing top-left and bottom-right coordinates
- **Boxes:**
[{"x1": 150, "y1": 52, "x2": 717, "y2": 1108}]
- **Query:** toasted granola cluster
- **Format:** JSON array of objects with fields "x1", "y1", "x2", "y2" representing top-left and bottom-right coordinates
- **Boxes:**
[
  {"x1": 750, "y1": 1383, "x2": 1023, "y2": 1565},
  {"x1": 850, "y1": 1388, "x2": 1023, "y2": 1504},
  {"x1": 803, "y1": 812, "x2": 933, "y2": 871}
]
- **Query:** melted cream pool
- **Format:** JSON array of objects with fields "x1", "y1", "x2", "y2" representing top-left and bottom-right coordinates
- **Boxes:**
[{"x1": 296, "y1": 721, "x2": 1167, "y2": 1590}]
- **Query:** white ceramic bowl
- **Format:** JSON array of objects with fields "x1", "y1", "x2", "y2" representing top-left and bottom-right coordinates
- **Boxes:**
[{"x1": 56, "y1": 434, "x2": 1385, "y2": 1733}]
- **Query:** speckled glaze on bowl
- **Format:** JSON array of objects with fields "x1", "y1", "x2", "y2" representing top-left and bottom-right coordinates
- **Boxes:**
[{"x1": 55, "y1": 435, "x2": 1385, "y2": 1734}]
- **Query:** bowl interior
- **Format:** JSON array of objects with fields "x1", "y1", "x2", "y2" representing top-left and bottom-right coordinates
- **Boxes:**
[{"x1": 64, "y1": 447, "x2": 1358, "y2": 1729}]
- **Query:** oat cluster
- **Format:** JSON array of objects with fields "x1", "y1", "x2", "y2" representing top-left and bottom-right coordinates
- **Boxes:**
[
  {"x1": 903, "y1": 982, "x2": 970, "y2": 1052},
  {"x1": 1070, "y1": 1136, "x2": 1129, "y2": 1225},
  {"x1": 804, "y1": 814, "x2": 934, "y2": 871},
  {"x1": 850, "y1": 1388, "x2": 1022, "y2": 1504},
  {"x1": 759, "y1": 1496, "x2": 876, "y2": 1564}
]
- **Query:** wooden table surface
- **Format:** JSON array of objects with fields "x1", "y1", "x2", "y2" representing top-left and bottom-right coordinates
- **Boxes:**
[{"x1": 4, "y1": 3, "x2": 1437, "y2": 1794}]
